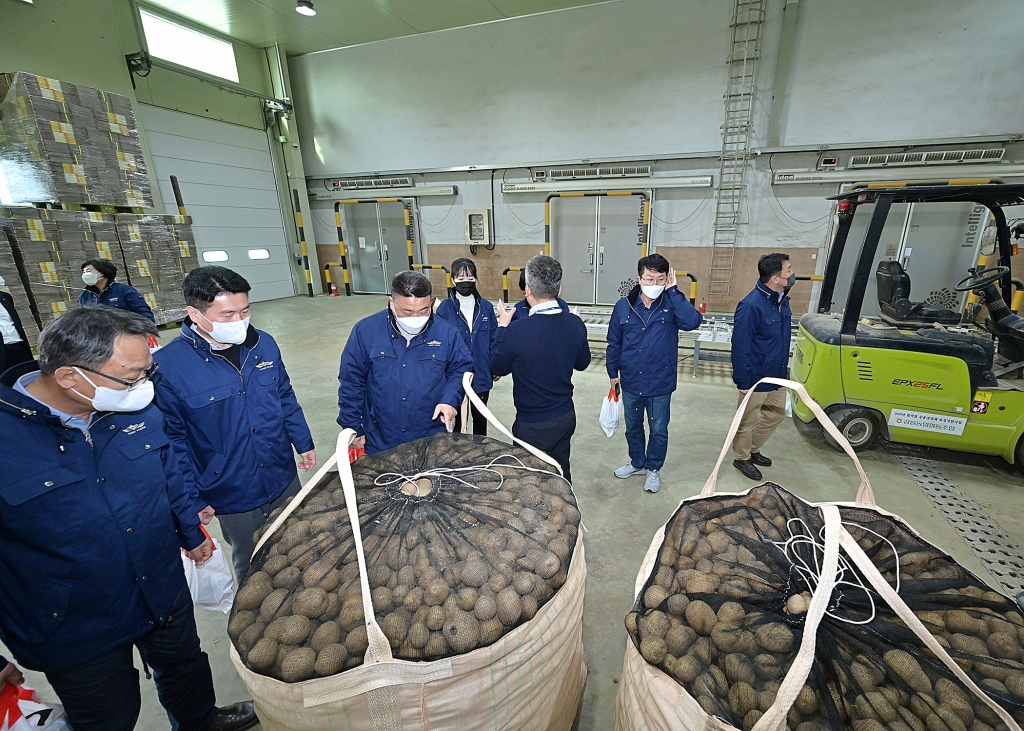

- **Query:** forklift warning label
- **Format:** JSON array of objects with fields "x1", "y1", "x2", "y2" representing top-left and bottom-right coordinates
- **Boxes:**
[{"x1": 888, "y1": 409, "x2": 967, "y2": 436}]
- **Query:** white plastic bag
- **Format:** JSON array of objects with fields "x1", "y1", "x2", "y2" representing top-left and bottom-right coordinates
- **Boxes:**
[
  {"x1": 0, "y1": 685, "x2": 70, "y2": 731},
  {"x1": 182, "y1": 531, "x2": 234, "y2": 613},
  {"x1": 600, "y1": 386, "x2": 622, "y2": 438}
]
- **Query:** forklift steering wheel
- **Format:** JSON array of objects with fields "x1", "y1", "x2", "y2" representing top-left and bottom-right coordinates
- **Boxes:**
[{"x1": 954, "y1": 266, "x2": 1009, "y2": 292}]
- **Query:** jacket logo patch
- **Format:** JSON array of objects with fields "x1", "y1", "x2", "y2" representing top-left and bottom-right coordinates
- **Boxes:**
[
  {"x1": 255, "y1": 360, "x2": 275, "y2": 370},
  {"x1": 122, "y1": 422, "x2": 146, "y2": 435},
  {"x1": 427, "y1": 340, "x2": 442, "y2": 347}
]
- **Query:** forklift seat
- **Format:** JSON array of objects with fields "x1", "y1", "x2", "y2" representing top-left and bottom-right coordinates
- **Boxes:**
[{"x1": 876, "y1": 260, "x2": 962, "y2": 326}]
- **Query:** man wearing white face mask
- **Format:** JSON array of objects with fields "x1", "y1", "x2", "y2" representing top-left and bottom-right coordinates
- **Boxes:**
[
  {"x1": 339, "y1": 270, "x2": 473, "y2": 454},
  {"x1": 606, "y1": 253, "x2": 703, "y2": 493},
  {"x1": 0, "y1": 307, "x2": 263, "y2": 731},
  {"x1": 0, "y1": 275, "x2": 33, "y2": 374},
  {"x1": 153, "y1": 266, "x2": 316, "y2": 581}
]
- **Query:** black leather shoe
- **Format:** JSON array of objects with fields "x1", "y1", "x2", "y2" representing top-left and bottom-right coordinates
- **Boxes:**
[
  {"x1": 749, "y1": 452, "x2": 772, "y2": 467},
  {"x1": 206, "y1": 701, "x2": 259, "y2": 731},
  {"x1": 733, "y1": 459, "x2": 762, "y2": 481}
]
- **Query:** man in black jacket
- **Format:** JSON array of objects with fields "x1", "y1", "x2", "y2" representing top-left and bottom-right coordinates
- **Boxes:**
[{"x1": 0, "y1": 275, "x2": 32, "y2": 374}]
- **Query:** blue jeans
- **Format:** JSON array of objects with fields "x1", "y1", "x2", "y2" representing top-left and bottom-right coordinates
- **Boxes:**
[
  {"x1": 44, "y1": 585, "x2": 216, "y2": 731},
  {"x1": 622, "y1": 391, "x2": 671, "y2": 472}
]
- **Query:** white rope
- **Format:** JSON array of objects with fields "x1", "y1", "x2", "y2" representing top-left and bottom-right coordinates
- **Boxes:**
[{"x1": 771, "y1": 517, "x2": 901, "y2": 627}]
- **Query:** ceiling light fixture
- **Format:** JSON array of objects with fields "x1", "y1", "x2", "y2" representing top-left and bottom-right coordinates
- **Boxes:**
[{"x1": 295, "y1": 0, "x2": 316, "y2": 16}]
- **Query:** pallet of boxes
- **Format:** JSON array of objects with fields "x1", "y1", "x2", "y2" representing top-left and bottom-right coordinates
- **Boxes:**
[
  {"x1": 616, "y1": 377, "x2": 1024, "y2": 731},
  {"x1": 0, "y1": 71, "x2": 196, "y2": 332}
]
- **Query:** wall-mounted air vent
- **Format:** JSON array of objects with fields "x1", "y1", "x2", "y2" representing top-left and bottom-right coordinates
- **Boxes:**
[
  {"x1": 329, "y1": 177, "x2": 414, "y2": 190},
  {"x1": 847, "y1": 149, "x2": 1004, "y2": 169},
  {"x1": 546, "y1": 166, "x2": 652, "y2": 181}
]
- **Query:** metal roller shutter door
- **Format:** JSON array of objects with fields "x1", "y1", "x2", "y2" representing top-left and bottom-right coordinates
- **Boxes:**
[{"x1": 138, "y1": 104, "x2": 294, "y2": 302}]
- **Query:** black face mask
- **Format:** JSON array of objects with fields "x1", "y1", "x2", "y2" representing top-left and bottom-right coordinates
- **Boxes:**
[{"x1": 454, "y1": 281, "x2": 477, "y2": 297}]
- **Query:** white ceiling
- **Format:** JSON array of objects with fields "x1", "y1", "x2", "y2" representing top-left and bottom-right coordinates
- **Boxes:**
[{"x1": 142, "y1": 0, "x2": 618, "y2": 55}]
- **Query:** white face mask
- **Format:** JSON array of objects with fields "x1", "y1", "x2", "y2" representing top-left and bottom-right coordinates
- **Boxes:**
[
  {"x1": 396, "y1": 315, "x2": 429, "y2": 334},
  {"x1": 82, "y1": 271, "x2": 100, "y2": 286},
  {"x1": 641, "y1": 284, "x2": 665, "y2": 300},
  {"x1": 72, "y1": 369, "x2": 155, "y2": 412},
  {"x1": 198, "y1": 312, "x2": 250, "y2": 345}
]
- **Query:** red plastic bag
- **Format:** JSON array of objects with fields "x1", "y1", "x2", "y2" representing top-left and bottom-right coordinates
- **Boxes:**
[{"x1": 0, "y1": 684, "x2": 69, "y2": 730}]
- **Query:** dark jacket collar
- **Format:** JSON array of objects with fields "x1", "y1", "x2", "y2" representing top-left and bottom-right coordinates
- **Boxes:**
[
  {"x1": 179, "y1": 317, "x2": 259, "y2": 354},
  {"x1": 755, "y1": 280, "x2": 786, "y2": 306},
  {"x1": 0, "y1": 361, "x2": 67, "y2": 428}
]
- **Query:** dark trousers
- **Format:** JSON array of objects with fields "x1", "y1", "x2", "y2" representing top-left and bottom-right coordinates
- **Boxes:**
[
  {"x1": 512, "y1": 410, "x2": 576, "y2": 483},
  {"x1": 2, "y1": 341, "x2": 32, "y2": 374},
  {"x1": 44, "y1": 586, "x2": 216, "y2": 731},
  {"x1": 454, "y1": 390, "x2": 490, "y2": 436},
  {"x1": 218, "y1": 474, "x2": 302, "y2": 581},
  {"x1": 622, "y1": 391, "x2": 672, "y2": 472}
]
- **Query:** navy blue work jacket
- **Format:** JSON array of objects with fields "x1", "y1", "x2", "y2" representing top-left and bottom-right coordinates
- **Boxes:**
[
  {"x1": 435, "y1": 290, "x2": 498, "y2": 394},
  {"x1": 731, "y1": 281, "x2": 792, "y2": 392},
  {"x1": 0, "y1": 363, "x2": 204, "y2": 672},
  {"x1": 337, "y1": 309, "x2": 473, "y2": 455},
  {"x1": 78, "y1": 281, "x2": 154, "y2": 321},
  {"x1": 152, "y1": 321, "x2": 314, "y2": 515},
  {"x1": 606, "y1": 285, "x2": 703, "y2": 397}
]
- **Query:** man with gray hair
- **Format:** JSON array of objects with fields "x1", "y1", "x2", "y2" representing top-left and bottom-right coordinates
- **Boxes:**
[
  {"x1": 0, "y1": 307, "x2": 258, "y2": 731},
  {"x1": 339, "y1": 270, "x2": 474, "y2": 454},
  {"x1": 493, "y1": 255, "x2": 591, "y2": 481}
]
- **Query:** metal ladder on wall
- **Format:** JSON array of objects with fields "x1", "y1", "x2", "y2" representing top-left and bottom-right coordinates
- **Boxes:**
[{"x1": 709, "y1": 0, "x2": 767, "y2": 300}]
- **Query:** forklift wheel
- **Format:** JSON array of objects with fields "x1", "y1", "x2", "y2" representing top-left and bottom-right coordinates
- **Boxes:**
[{"x1": 824, "y1": 407, "x2": 880, "y2": 452}]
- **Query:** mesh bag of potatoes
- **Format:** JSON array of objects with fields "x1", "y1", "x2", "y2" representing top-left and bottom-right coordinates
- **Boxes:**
[
  {"x1": 227, "y1": 423, "x2": 587, "y2": 731},
  {"x1": 616, "y1": 379, "x2": 1024, "y2": 731}
]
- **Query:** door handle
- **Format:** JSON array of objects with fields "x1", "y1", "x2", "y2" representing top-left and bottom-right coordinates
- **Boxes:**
[
  {"x1": 599, "y1": 254, "x2": 604, "y2": 265},
  {"x1": 589, "y1": 253, "x2": 594, "y2": 265}
]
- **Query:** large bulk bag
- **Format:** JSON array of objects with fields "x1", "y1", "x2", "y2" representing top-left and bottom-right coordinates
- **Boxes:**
[
  {"x1": 616, "y1": 377, "x2": 1024, "y2": 731},
  {"x1": 229, "y1": 375, "x2": 587, "y2": 731}
]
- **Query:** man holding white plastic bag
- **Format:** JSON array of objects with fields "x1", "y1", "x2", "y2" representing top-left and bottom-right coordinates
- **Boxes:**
[
  {"x1": 606, "y1": 254, "x2": 703, "y2": 493},
  {"x1": 0, "y1": 308, "x2": 258, "y2": 731}
]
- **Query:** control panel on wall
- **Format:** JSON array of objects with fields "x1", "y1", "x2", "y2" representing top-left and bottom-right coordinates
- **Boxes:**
[{"x1": 464, "y1": 209, "x2": 491, "y2": 244}]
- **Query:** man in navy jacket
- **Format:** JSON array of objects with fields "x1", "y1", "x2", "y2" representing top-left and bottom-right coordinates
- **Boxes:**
[
  {"x1": 435, "y1": 258, "x2": 499, "y2": 435},
  {"x1": 153, "y1": 266, "x2": 315, "y2": 581},
  {"x1": 492, "y1": 256, "x2": 590, "y2": 482},
  {"x1": 607, "y1": 253, "x2": 703, "y2": 493},
  {"x1": 339, "y1": 270, "x2": 473, "y2": 455},
  {"x1": 0, "y1": 307, "x2": 256, "y2": 731},
  {"x1": 78, "y1": 258, "x2": 155, "y2": 321},
  {"x1": 730, "y1": 252, "x2": 794, "y2": 480}
]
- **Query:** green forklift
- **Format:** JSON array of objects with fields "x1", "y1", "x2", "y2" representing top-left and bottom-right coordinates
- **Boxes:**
[{"x1": 791, "y1": 183, "x2": 1024, "y2": 464}]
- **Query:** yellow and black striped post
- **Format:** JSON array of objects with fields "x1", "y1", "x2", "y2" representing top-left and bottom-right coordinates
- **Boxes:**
[
  {"x1": 544, "y1": 190, "x2": 651, "y2": 260},
  {"x1": 676, "y1": 271, "x2": 699, "y2": 305},
  {"x1": 404, "y1": 205, "x2": 415, "y2": 271},
  {"x1": 333, "y1": 200, "x2": 357, "y2": 296},
  {"x1": 292, "y1": 189, "x2": 314, "y2": 298},
  {"x1": 169, "y1": 175, "x2": 187, "y2": 216},
  {"x1": 412, "y1": 264, "x2": 452, "y2": 290},
  {"x1": 502, "y1": 266, "x2": 526, "y2": 303}
]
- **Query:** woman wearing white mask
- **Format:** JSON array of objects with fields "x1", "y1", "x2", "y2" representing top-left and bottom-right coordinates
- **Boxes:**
[
  {"x1": 0, "y1": 274, "x2": 33, "y2": 374},
  {"x1": 78, "y1": 258, "x2": 155, "y2": 321}
]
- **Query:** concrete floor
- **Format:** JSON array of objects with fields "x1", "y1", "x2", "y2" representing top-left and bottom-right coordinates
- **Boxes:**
[{"x1": 6, "y1": 293, "x2": 1024, "y2": 731}]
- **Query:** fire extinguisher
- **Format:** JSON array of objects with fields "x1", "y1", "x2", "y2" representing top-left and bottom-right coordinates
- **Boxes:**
[
  {"x1": 698, "y1": 299, "x2": 707, "y2": 314},
  {"x1": 330, "y1": 282, "x2": 339, "y2": 296}
]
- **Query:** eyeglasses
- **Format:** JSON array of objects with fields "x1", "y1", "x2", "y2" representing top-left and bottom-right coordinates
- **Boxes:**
[
  {"x1": 73, "y1": 362, "x2": 159, "y2": 389},
  {"x1": 639, "y1": 276, "x2": 667, "y2": 286}
]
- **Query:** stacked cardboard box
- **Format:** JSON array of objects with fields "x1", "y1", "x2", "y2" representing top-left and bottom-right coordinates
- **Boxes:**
[
  {"x1": 0, "y1": 208, "x2": 195, "y2": 331},
  {"x1": 0, "y1": 208, "x2": 78, "y2": 332},
  {"x1": 0, "y1": 72, "x2": 152, "y2": 208},
  {"x1": 0, "y1": 223, "x2": 41, "y2": 348},
  {"x1": 115, "y1": 214, "x2": 198, "y2": 324}
]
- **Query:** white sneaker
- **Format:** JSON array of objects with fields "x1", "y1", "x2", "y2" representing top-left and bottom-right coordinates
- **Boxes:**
[
  {"x1": 614, "y1": 463, "x2": 645, "y2": 479},
  {"x1": 644, "y1": 470, "x2": 661, "y2": 493}
]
